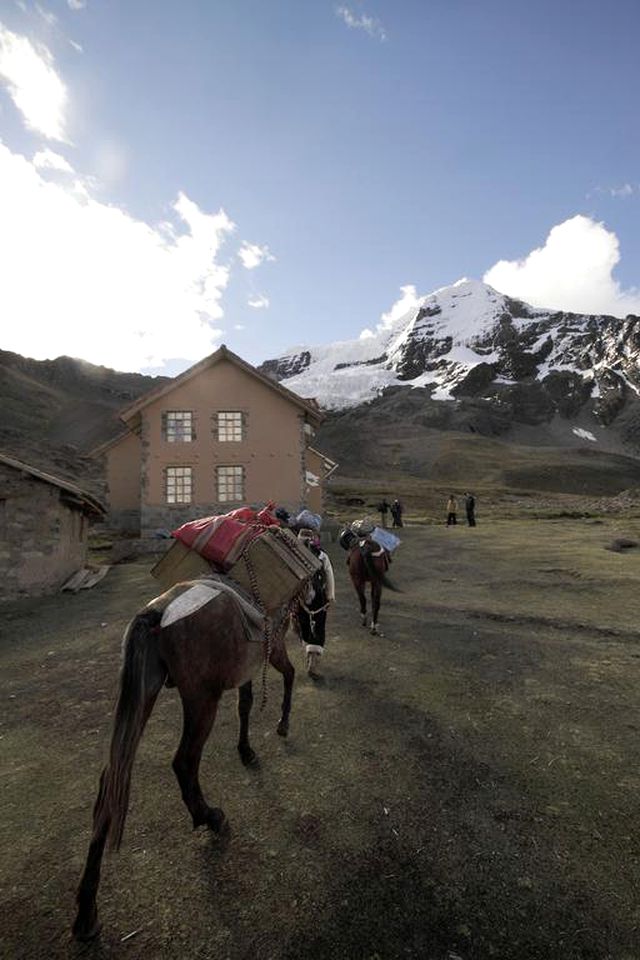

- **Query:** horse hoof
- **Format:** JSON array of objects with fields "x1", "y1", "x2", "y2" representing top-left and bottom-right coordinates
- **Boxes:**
[
  {"x1": 206, "y1": 807, "x2": 229, "y2": 834},
  {"x1": 276, "y1": 719, "x2": 289, "y2": 738},
  {"x1": 238, "y1": 745, "x2": 258, "y2": 767},
  {"x1": 72, "y1": 913, "x2": 101, "y2": 942}
]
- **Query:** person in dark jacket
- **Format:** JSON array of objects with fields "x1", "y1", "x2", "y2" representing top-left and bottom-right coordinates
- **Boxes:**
[
  {"x1": 464, "y1": 492, "x2": 476, "y2": 527},
  {"x1": 377, "y1": 499, "x2": 390, "y2": 528},
  {"x1": 390, "y1": 498, "x2": 403, "y2": 528}
]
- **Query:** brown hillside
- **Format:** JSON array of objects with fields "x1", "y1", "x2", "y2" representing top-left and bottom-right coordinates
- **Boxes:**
[{"x1": 0, "y1": 350, "x2": 166, "y2": 493}]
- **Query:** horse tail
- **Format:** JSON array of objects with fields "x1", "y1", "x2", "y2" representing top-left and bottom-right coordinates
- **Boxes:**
[
  {"x1": 382, "y1": 573, "x2": 402, "y2": 593},
  {"x1": 95, "y1": 608, "x2": 166, "y2": 851}
]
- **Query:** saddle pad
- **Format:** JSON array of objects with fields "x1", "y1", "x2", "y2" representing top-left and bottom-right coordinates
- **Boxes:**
[
  {"x1": 161, "y1": 582, "x2": 221, "y2": 628},
  {"x1": 203, "y1": 575, "x2": 265, "y2": 630}
]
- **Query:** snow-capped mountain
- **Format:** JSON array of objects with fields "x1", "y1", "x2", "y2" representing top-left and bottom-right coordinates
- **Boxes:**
[{"x1": 259, "y1": 279, "x2": 640, "y2": 426}]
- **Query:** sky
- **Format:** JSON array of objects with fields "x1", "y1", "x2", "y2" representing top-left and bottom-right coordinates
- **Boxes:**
[{"x1": 0, "y1": 0, "x2": 638, "y2": 376}]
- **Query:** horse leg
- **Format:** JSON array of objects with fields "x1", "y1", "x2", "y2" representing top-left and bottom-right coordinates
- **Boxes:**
[
  {"x1": 269, "y1": 642, "x2": 295, "y2": 737},
  {"x1": 354, "y1": 581, "x2": 367, "y2": 627},
  {"x1": 370, "y1": 581, "x2": 383, "y2": 636},
  {"x1": 359, "y1": 587, "x2": 368, "y2": 627},
  {"x1": 172, "y1": 691, "x2": 227, "y2": 833},
  {"x1": 237, "y1": 681, "x2": 258, "y2": 766}
]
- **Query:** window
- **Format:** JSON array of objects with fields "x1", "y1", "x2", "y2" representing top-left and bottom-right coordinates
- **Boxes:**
[
  {"x1": 165, "y1": 466, "x2": 193, "y2": 503},
  {"x1": 164, "y1": 411, "x2": 194, "y2": 442},
  {"x1": 216, "y1": 465, "x2": 244, "y2": 502},
  {"x1": 217, "y1": 411, "x2": 244, "y2": 442}
]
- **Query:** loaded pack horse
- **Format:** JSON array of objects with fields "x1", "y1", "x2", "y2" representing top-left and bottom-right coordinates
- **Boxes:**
[
  {"x1": 73, "y1": 575, "x2": 294, "y2": 942},
  {"x1": 347, "y1": 537, "x2": 400, "y2": 636}
]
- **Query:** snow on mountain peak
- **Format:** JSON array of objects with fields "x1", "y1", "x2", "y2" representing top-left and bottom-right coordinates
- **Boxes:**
[{"x1": 259, "y1": 278, "x2": 639, "y2": 413}]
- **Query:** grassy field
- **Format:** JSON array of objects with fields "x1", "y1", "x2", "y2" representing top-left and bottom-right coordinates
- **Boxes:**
[
  {"x1": 326, "y1": 473, "x2": 640, "y2": 526},
  {"x1": 1, "y1": 517, "x2": 640, "y2": 959}
]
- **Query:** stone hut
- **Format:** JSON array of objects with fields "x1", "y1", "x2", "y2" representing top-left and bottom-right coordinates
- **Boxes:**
[{"x1": 0, "y1": 453, "x2": 106, "y2": 601}]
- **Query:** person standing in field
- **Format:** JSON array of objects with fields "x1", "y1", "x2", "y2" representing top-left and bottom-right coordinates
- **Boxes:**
[
  {"x1": 391, "y1": 498, "x2": 404, "y2": 528},
  {"x1": 377, "y1": 499, "x2": 390, "y2": 528},
  {"x1": 446, "y1": 494, "x2": 458, "y2": 526},
  {"x1": 464, "y1": 492, "x2": 476, "y2": 527}
]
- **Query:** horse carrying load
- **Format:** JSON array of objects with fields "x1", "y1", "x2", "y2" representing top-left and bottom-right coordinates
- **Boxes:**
[
  {"x1": 73, "y1": 504, "x2": 323, "y2": 941},
  {"x1": 151, "y1": 507, "x2": 322, "y2": 612},
  {"x1": 339, "y1": 516, "x2": 401, "y2": 635}
]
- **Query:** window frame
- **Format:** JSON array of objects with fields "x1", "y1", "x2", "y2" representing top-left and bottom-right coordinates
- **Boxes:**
[
  {"x1": 163, "y1": 410, "x2": 195, "y2": 443},
  {"x1": 165, "y1": 465, "x2": 194, "y2": 504},
  {"x1": 216, "y1": 410, "x2": 245, "y2": 443},
  {"x1": 216, "y1": 464, "x2": 245, "y2": 503}
]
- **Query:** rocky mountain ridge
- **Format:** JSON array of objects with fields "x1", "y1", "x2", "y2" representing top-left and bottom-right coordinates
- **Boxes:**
[
  {"x1": 1, "y1": 279, "x2": 639, "y2": 500},
  {"x1": 259, "y1": 279, "x2": 640, "y2": 454}
]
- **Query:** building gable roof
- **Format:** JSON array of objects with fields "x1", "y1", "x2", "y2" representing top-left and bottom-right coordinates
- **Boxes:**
[
  {"x1": 0, "y1": 452, "x2": 106, "y2": 517},
  {"x1": 117, "y1": 344, "x2": 324, "y2": 425}
]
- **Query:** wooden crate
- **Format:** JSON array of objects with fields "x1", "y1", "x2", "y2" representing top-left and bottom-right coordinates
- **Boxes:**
[
  {"x1": 150, "y1": 540, "x2": 213, "y2": 593},
  {"x1": 228, "y1": 528, "x2": 321, "y2": 612}
]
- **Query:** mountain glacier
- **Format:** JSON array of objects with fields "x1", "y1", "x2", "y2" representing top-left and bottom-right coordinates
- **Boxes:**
[{"x1": 259, "y1": 280, "x2": 640, "y2": 425}]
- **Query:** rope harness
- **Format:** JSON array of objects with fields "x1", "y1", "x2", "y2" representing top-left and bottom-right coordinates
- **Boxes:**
[{"x1": 237, "y1": 524, "x2": 318, "y2": 710}]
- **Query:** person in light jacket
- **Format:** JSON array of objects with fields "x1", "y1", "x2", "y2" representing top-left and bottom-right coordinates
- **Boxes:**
[
  {"x1": 446, "y1": 495, "x2": 458, "y2": 526},
  {"x1": 296, "y1": 529, "x2": 336, "y2": 678}
]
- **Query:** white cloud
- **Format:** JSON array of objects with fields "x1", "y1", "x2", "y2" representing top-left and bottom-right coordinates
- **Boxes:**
[
  {"x1": 238, "y1": 241, "x2": 275, "y2": 270},
  {"x1": 0, "y1": 141, "x2": 242, "y2": 371},
  {"x1": 69, "y1": 38, "x2": 83, "y2": 53},
  {"x1": 608, "y1": 183, "x2": 636, "y2": 198},
  {"x1": 248, "y1": 294, "x2": 269, "y2": 309},
  {"x1": 484, "y1": 215, "x2": 640, "y2": 318},
  {"x1": 360, "y1": 284, "x2": 420, "y2": 339},
  {"x1": 336, "y1": 5, "x2": 386, "y2": 41},
  {"x1": 33, "y1": 147, "x2": 74, "y2": 172},
  {"x1": 67, "y1": 0, "x2": 86, "y2": 9},
  {"x1": 594, "y1": 183, "x2": 639, "y2": 199},
  {"x1": 378, "y1": 284, "x2": 420, "y2": 328},
  {"x1": 36, "y1": 5, "x2": 57, "y2": 26},
  {"x1": 0, "y1": 24, "x2": 68, "y2": 141},
  {"x1": 586, "y1": 183, "x2": 640, "y2": 200}
]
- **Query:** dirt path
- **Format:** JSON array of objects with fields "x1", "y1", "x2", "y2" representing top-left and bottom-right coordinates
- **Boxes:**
[{"x1": 1, "y1": 521, "x2": 640, "y2": 959}]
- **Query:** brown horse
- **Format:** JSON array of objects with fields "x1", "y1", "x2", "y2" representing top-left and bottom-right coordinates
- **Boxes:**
[
  {"x1": 347, "y1": 541, "x2": 399, "y2": 636},
  {"x1": 72, "y1": 576, "x2": 294, "y2": 942}
]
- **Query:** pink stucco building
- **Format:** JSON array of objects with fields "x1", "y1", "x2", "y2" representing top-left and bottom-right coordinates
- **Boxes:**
[{"x1": 92, "y1": 345, "x2": 336, "y2": 536}]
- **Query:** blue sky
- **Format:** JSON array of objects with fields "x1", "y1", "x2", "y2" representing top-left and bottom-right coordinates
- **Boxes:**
[{"x1": 0, "y1": 0, "x2": 638, "y2": 374}]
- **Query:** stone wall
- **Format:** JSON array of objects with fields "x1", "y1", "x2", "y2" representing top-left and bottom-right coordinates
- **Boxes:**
[
  {"x1": 108, "y1": 508, "x2": 143, "y2": 536},
  {"x1": 0, "y1": 464, "x2": 89, "y2": 600},
  {"x1": 140, "y1": 501, "x2": 223, "y2": 538},
  {"x1": 139, "y1": 497, "x2": 312, "y2": 538}
]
